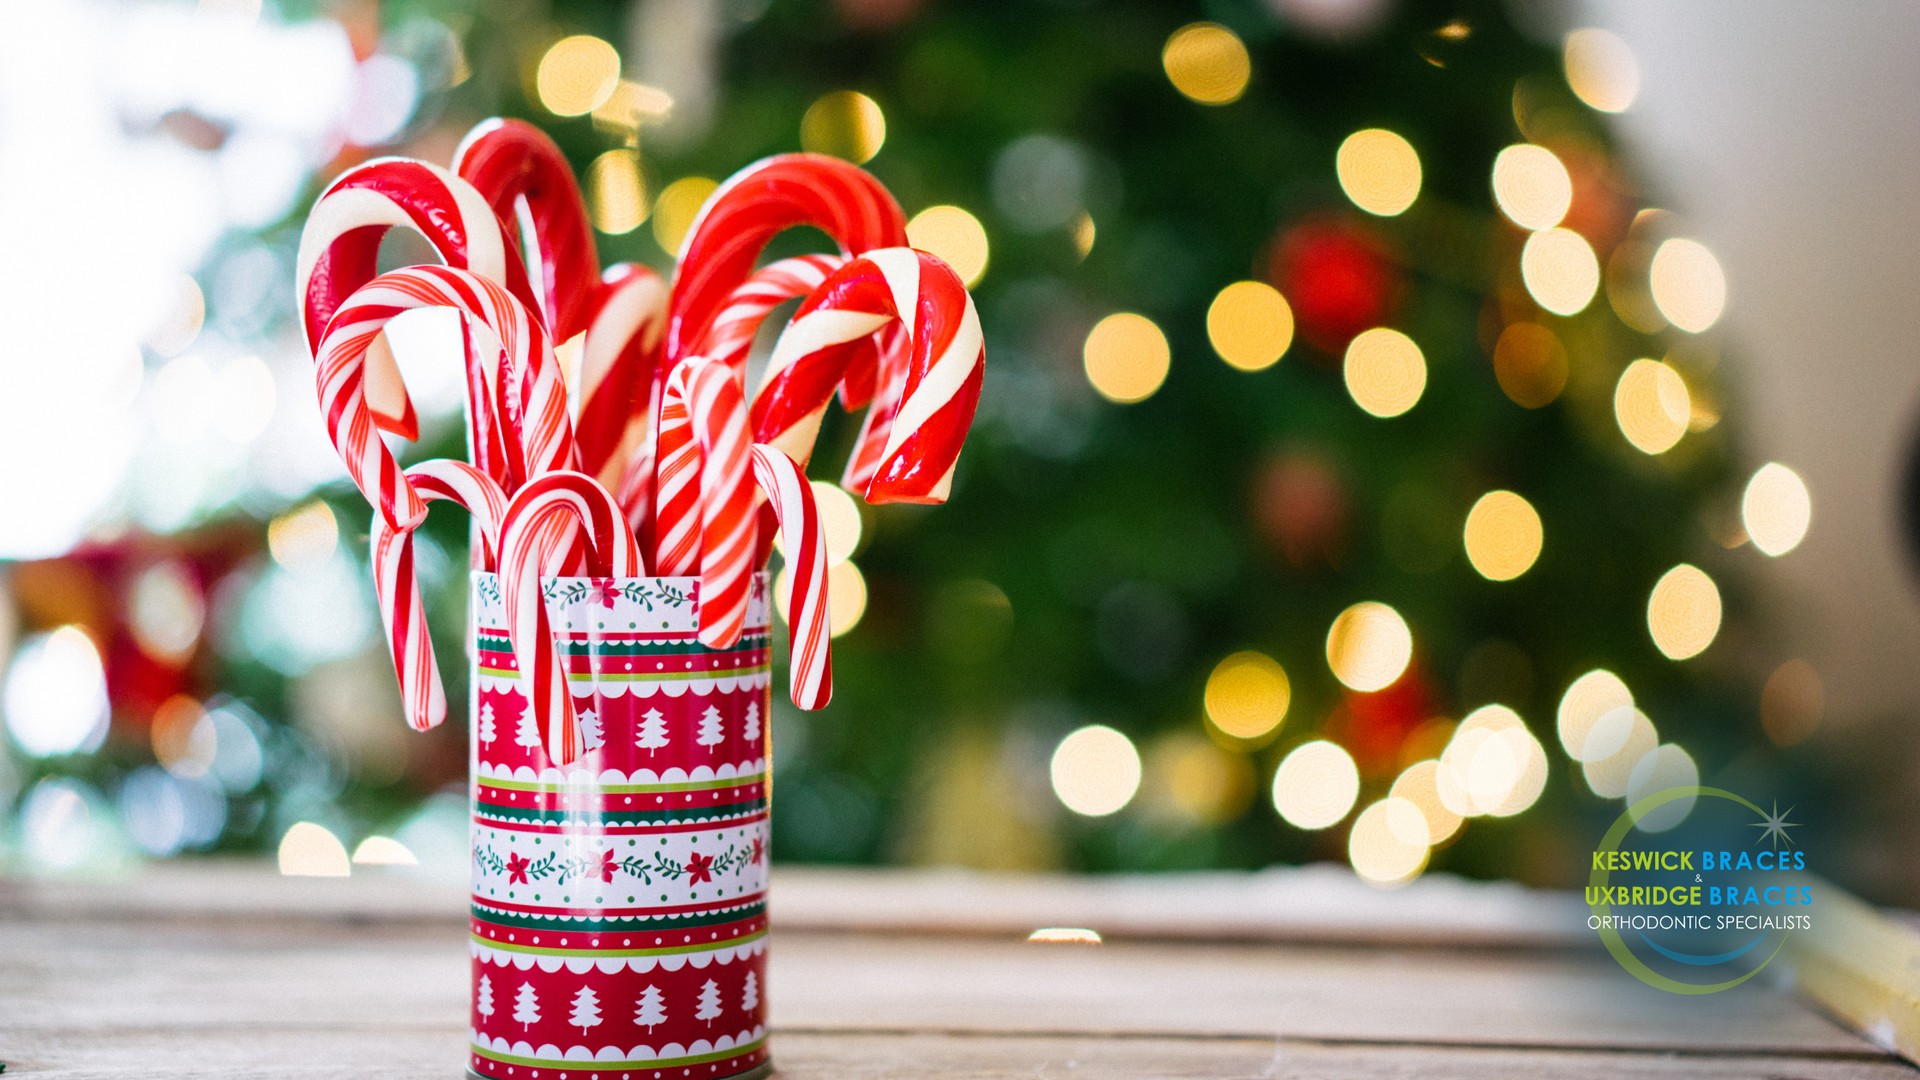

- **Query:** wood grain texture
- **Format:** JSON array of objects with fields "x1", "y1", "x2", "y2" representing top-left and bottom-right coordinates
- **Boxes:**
[{"x1": 0, "y1": 863, "x2": 1906, "y2": 1079}]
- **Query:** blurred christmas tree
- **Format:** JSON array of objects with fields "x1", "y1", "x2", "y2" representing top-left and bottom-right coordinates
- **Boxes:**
[{"x1": 2, "y1": 0, "x2": 1796, "y2": 888}]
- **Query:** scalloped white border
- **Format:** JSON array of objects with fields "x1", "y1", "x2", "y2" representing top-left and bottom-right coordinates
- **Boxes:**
[
  {"x1": 469, "y1": 935, "x2": 766, "y2": 972},
  {"x1": 473, "y1": 669, "x2": 771, "y2": 699},
  {"x1": 469, "y1": 1025, "x2": 765, "y2": 1065}
]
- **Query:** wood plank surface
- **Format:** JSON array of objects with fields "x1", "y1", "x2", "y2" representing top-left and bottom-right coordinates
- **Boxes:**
[{"x1": 0, "y1": 863, "x2": 1909, "y2": 1079}]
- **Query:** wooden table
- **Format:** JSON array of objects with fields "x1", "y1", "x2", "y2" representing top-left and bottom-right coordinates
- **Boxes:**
[{"x1": 1, "y1": 862, "x2": 1914, "y2": 1078}]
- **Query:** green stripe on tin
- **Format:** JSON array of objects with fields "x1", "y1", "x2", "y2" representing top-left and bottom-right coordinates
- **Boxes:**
[
  {"x1": 471, "y1": 1037, "x2": 764, "y2": 1071},
  {"x1": 472, "y1": 927, "x2": 764, "y2": 959},
  {"x1": 475, "y1": 664, "x2": 767, "y2": 684},
  {"x1": 472, "y1": 901, "x2": 762, "y2": 932},
  {"x1": 478, "y1": 772, "x2": 764, "y2": 794}
]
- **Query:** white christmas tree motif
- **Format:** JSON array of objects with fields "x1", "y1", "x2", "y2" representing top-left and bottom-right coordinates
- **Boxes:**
[
  {"x1": 513, "y1": 981, "x2": 540, "y2": 1031},
  {"x1": 742, "y1": 702, "x2": 761, "y2": 744},
  {"x1": 569, "y1": 985, "x2": 602, "y2": 1035},
  {"x1": 514, "y1": 700, "x2": 542, "y2": 749},
  {"x1": 636, "y1": 708, "x2": 669, "y2": 755},
  {"x1": 634, "y1": 984, "x2": 667, "y2": 1032},
  {"x1": 477, "y1": 974, "x2": 496, "y2": 1019},
  {"x1": 696, "y1": 705, "x2": 725, "y2": 749},
  {"x1": 478, "y1": 701, "x2": 497, "y2": 745},
  {"x1": 577, "y1": 707, "x2": 605, "y2": 754},
  {"x1": 740, "y1": 971, "x2": 758, "y2": 1014},
  {"x1": 695, "y1": 979, "x2": 722, "y2": 1026}
]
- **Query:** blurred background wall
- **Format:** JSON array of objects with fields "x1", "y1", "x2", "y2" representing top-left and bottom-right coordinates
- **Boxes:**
[{"x1": 1586, "y1": 0, "x2": 1920, "y2": 725}]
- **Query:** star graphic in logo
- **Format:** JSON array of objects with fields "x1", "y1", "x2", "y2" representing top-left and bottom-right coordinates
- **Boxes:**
[{"x1": 1751, "y1": 800, "x2": 1801, "y2": 850}]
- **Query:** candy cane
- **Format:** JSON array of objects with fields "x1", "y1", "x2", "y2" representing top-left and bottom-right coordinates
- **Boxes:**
[
  {"x1": 452, "y1": 118, "x2": 600, "y2": 343},
  {"x1": 753, "y1": 248, "x2": 984, "y2": 504},
  {"x1": 575, "y1": 263, "x2": 669, "y2": 490},
  {"x1": 498, "y1": 471, "x2": 642, "y2": 765},
  {"x1": 660, "y1": 357, "x2": 754, "y2": 649},
  {"x1": 696, "y1": 254, "x2": 847, "y2": 371},
  {"x1": 371, "y1": 460, "x2": 508, "y2": 732},
  {"x1": 665, "y1": 154, "x2": 906, "y2": 365},
  {"x1": 750, "y1": 444, "x2": 832, "y2": 710},
  {"x1": 315, "y1": 265, "x2": 576, "y2": 530},
  {"x1": 295, "y1": 158, "x2": 535, "y2": 355}
]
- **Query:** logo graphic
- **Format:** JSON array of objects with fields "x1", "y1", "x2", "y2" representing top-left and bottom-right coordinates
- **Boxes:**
[{"x1": 1588, "y1": 786, "x2": 1811, "y2": 994}]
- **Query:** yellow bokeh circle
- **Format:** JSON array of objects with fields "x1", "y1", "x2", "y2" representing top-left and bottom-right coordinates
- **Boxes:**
[
  {"x1": 1462, "y1": 490, "x2": 1543, "y2": 581},
  {"x1": 1162, "y1": 22, "x2": 1251, "y2": 105},
  {"x1": 1083, "y1": 313, "x2": 1170, "y2": 404},
  {"x1": 1206, "y1": 281, "x2": 1294, "y2": 371}
]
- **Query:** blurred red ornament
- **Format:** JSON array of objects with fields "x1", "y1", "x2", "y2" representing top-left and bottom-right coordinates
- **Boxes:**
[
  {"x1": 1326, "y1": 660, "x2": 1436, "y2": 777},
  {"x1": 1268, "y1": 216, "x2": 1401, "y2": 357},
  {"x1": 1253, "y1": 449, "x2": 1348, "y2": 572}
]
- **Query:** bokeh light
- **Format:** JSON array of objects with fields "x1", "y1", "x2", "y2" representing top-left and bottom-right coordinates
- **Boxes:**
[
  {"x1": 1462, "y1": 490, "x2": 1543, "y2": 581},
  {"x1": 1337, "y1": 129, "x2": 1422, "y2": 217},
  {"x1": 1582, "y1": 706, "x2": 1656, "y2": 797},
  {"x1": 352, "y1": 835, "x2": 419, "y2": 865},
  {"x1": 1520, "y1": 227, "x2": 1599, "y2": 315},
  {"x1": 1028, "y1": 927, "x2": 1102, "y2": 944},
  {"x1": 585, "y1": 149, "x2": 648, "y2": 235},
  {"x1": 151, "y1": 694, "x2": 216, "y2": 778},
  {"x1": 278, "y1": 821, "x2": 351, "y2": 876},
  {"x1": 1390, "y1": 760, "x2": 1463, "y2": 845},
  {"x1": 777, "y1": 559, "x2": 870, "y2": 637},
  {"x1": 1491, "y1": 144, "x2": 1573, "y2": 231},
  {"x1": 1207, "y1": 281, "x2": 1294, "y2": 371},
  {"x1": 1761, "y1": 659, "x2": 1823, "y2": 747},
  {"x1": 1050, "y1": 725, "x2": 1142, "y2": 816},
  {"x1": 1742, "y1": 463, "x2": 1811, "y2": 556},
  {"x1": 143, "y1": 274, "x2": 204, "y2": 358},
  {"x1": 1343, "y1": 327, "x2": 1425, "y2": 418},
  {"x1": 906, "y1": 205, "x2": 990, "y2": 287},
  {"x1": 1161, "y1": 22, "x2": 1251, "y2": 105},
  {"x1": 1082, "y1": 313, "x2": 1170, "y2": 404},
  {"x1": 1557, "y1": 669, "x2": 1632, "y2": 761},
  {"x1": 214, "y1": 356, "x2": 278, "y2": 444},
  {"x1": 1072, "y1": 212, "x2": 1097, "y2": 259},
  {"x1": 1348, "y1": 797, "x2": 1429, "y2": 885},
  {"x1": 1647, "y1": 563, "x2": 1721, "y2": 660},
  {"x1": 1436, "y1": 705, "x2": 1547, "y2": 817},
  {"x1": 537, "y1": 35, "x2": 622, "y2": 117},
  {"x1": 1614, "y1": 358, "x2": 1690, "y2": 455},
  {"x1": 1272, "y1": 740, "x2": 1359, "y2": 829},
  {"x1": 829, "y1": 560, "x2": 868, "y2": 637},
  {"x1": 1626, "y1": 743, "x2": 1698, "y2": 832},
  {"x1": 1564, "y1": 28, "x2": 1640, "y2": 113},
  {"x1": 3, "y1": 626, "x2": 110, "y2": 757},
  {"x1": 1492, "y1": 322, "x2": 1568, "y2": 408},
  {"x1": 1203, "y1": 650, "x2": 1291, "y2": 741},
  {"x1": 1326, "y1": 601, "x2": 1413, "y2": 692},
  {"x1": 652, "y1": 176, "x2": 719, "y2": 256},
  {"x1": 129, "y1": 559, "x2": 205, "y2": 665},
  {"x1": 268, "y1": 500, "x2": 339, "y2": 571},
  {"x1": 1649, "y1": 238, "x2": 1727, "y2": 333},
  {"x1": 800, "y1": 90, "x2": 887, "y2": 164},
  {"x1": 1149, "y1": 733, "x2": 1256, "y2": 825}
]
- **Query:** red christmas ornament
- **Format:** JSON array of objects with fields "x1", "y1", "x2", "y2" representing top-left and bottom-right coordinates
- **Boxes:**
[
  {"x1": 1268, "y1": 215, "x2": 1402, "y2": 357},
  {"x1": 1325, "y1": 659, "x2": 1436, "y2": 777}
]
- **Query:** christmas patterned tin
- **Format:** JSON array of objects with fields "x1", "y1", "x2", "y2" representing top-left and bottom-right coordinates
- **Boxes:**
[{"x1": 466, "y1": 572, "x2": 772, "y2": 1080}]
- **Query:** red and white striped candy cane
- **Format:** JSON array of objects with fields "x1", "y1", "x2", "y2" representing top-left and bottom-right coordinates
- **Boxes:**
[
  {"x1": 679, "y1": 355, "x2": 752, "y2": 645},
  {"x1": 665, "y1": 154, "x2": 906, "y2": 366},
  {"x1": 575, "y1": 263, "x2": 669, "y2": 491},
  {"x1": 296, "y1": 158, "x2": 535, "y2": 356},
  {"x1": 752, "y1": 248, "x2": 985, "y2": 504},
  {"x1": 498, "y1": 471, "x2": 642, "y2": 765},
  {"x1": 649, "y1": 359, "x2": 703, "y2": 579},
  {"x1": 316, "y1": 265, "x2": 577, "y2": 526},
  {"x1": 371, "y1": 460, "x2": 508, "y2": 732},
  {"x1": 749, "y1": 444, "x2": 832, "y2": 710},
  {"x1": 694, "y1": 254, "x2": 846, "y2": 371},
  {"x1": 452, "y1": 118, "x2": 600, "y2": 344}
]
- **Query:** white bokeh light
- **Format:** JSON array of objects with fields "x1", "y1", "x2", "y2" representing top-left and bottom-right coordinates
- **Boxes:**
[{"x1": 4, "y1": 627, "x2": 111, "y2": 758}]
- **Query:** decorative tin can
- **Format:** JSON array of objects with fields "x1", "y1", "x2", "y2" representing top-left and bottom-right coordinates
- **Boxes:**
[{"x1": 465, "y1": 571, "x2": 772, "y2": 1080}]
